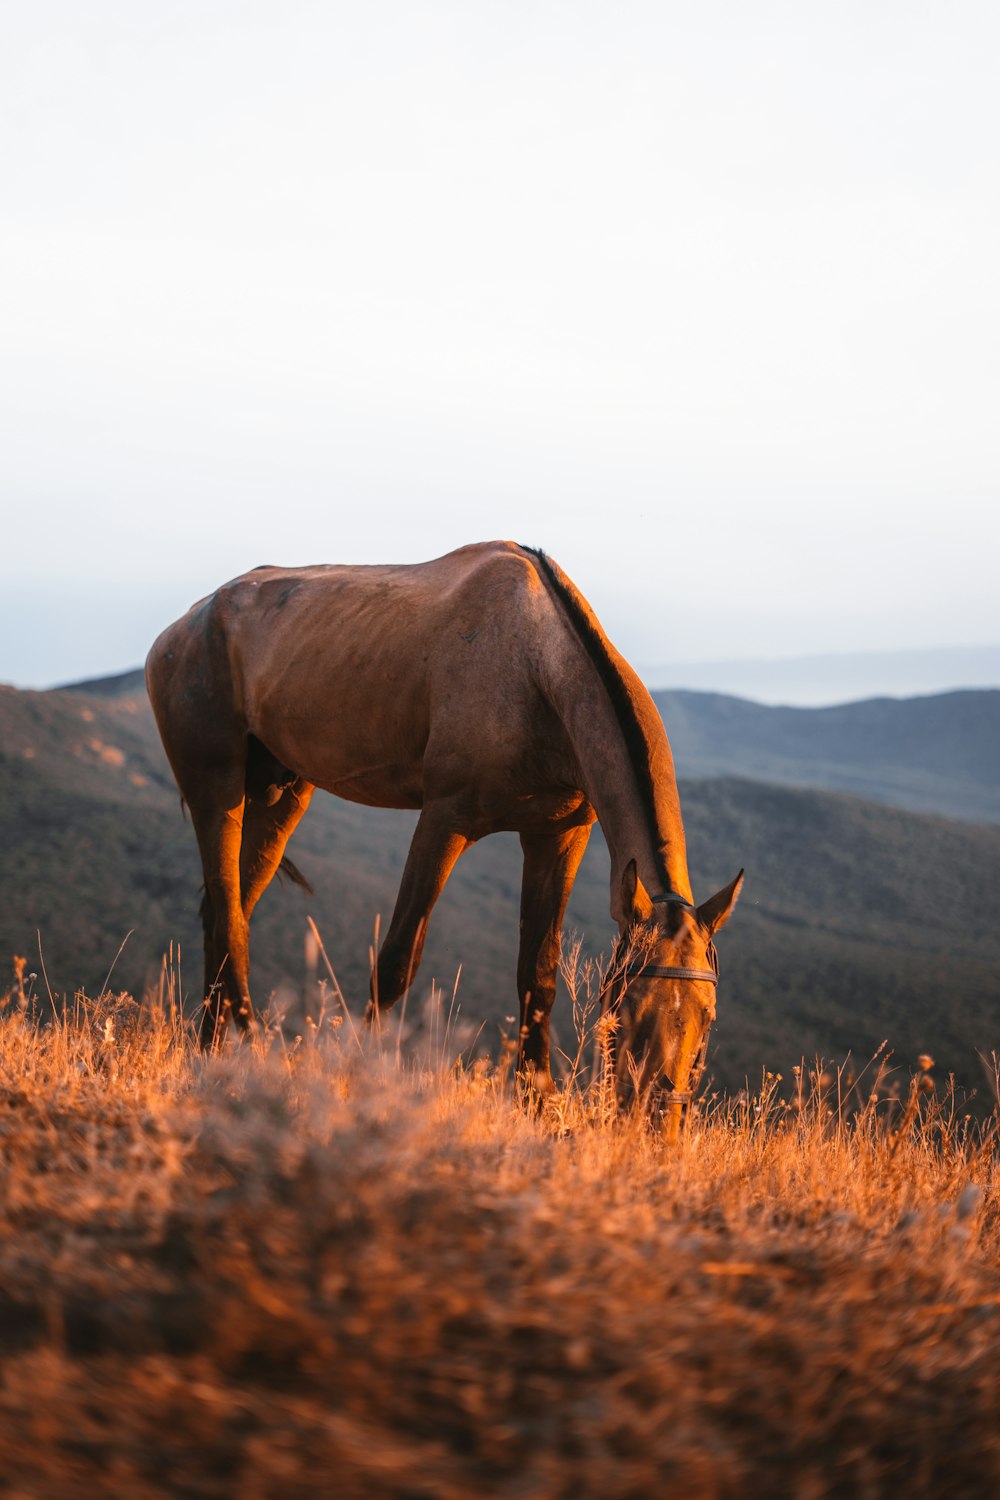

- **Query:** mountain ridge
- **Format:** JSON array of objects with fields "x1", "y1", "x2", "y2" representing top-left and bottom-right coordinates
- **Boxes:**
[
  {"x1": 52, "y1": 669, "x2": 1000, "y2": 823},
  {"x1": 656, "y1": 687, "x2": 1000, "y2": 822}
]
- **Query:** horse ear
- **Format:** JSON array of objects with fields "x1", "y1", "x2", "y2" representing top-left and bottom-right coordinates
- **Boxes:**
[
  {"x1": 621, "y1": 859, "x2": 654, "y2": 923},
  {"x1": 697, "y1": 870, "x2": 744, "y2": 934}
]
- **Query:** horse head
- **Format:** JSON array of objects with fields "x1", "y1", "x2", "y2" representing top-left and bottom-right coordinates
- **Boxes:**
[{"x1": 608, "y1": 861, "x2": 744, "y2": 1139}]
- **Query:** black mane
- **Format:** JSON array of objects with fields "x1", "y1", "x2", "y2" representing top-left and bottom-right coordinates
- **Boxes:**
[{"x1": 522, "y1": 546, "x2": 667, "y2": 882}]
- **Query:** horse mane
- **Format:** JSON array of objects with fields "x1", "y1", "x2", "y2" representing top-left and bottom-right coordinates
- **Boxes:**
[{"x1": 521, "y1": 546, "x2": 666, "y2": 879}]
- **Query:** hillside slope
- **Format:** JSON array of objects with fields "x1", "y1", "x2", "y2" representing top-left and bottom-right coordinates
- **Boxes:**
[
  {"x1": 1, "y1": 678, "x2": 998, "y2": 1093},
  {"x1": 655, "y1": 687, "x2": 1000, "y2": 822},
  {"x1": 61, "y1": 671, "x2": 1000, "y2": 822},
  {"x1": 2, "y1": 1012, "x2": 999, "y2": 1497}
]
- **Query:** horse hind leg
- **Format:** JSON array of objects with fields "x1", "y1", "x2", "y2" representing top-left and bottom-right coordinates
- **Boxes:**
[
  {"x1": 190, "y1": 743, "x2": 314, "y2": 1047},
  {"x1": 157, "y1": 726, "x2": 252, "y2": 1047},
  {"x1": 186, "y1": 781, "x2": 253, "y2": 1047},
  {"x1": 147, "y1": 639, "x2": 255, "y2": 1046},
  {"x1": 239, "y1": 771, "x2": 316, "y2": 923}
]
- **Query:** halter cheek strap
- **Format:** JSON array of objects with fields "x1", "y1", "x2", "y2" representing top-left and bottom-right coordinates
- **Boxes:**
[{"x1": 623, "y1": 892, "x2": 721, "y2": 985}]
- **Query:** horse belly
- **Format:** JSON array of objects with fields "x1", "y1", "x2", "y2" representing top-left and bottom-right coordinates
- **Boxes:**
[{"x1": 242, "y1": 645, "x2": 431, "y2": 810}]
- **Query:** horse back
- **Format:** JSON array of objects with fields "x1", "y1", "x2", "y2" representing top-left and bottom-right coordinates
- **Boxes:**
[{"x1": 147, "y1": 542, "x2": 565, "y2": 811}]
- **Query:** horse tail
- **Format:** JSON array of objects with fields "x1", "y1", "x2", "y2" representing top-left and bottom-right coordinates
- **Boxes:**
[{"x1": 277, "y1": 856, "x2": 314, "y2": 895}]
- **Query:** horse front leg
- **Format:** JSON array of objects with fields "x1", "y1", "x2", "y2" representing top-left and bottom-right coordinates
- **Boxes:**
[
  {"x1": 368, "y1": 805, "x2": 469, "y2": 1020},
  {"x1": 516, "y1": 823, "x2": 592, "y2": 1095}
]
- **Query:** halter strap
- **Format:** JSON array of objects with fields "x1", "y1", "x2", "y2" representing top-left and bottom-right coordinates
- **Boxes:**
[
  {"x1": 608, "y1": 893, "x2": 719, "y2": 1114},
  {"x1": 621, "y1": 894, "x2": 720, "y2": 985},
  {"x1": 648, "y1": 891, "x2": 695, "y2": 909},
  {"x1": 604, "y1": 933, "x2": 718, "y2": 1116},
  {"x1": 624, "y1": 962, "x2": 719, "y2": 985}
]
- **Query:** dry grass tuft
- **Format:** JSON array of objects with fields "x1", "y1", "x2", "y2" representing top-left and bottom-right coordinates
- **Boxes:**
[{"x1": 0, "y1": 983, "x2": 998, "y2": 1498}]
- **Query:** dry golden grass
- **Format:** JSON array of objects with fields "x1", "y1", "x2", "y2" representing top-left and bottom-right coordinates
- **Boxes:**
[{"x1": 0, "y1": 970, "x2": 998, "y2": 1498}]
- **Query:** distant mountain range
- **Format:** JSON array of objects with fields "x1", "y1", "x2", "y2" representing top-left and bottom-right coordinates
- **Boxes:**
[
  {"x1": 58, "y1": 670, "x2": 1000, "y2": 823},
  {"x1": 1, "y1": 670, "x2": 998, "y2": 1095},
  {"x1": 655, "y1": 688, "x2": 1000, "y2": 824}
]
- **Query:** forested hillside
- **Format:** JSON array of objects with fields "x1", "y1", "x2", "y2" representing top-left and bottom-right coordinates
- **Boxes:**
[
  {"x1": 2, "y1": 676, "x2": 998, "y2": 1094},
  {"x1": 654, "y1": 687, "x2": 1000, "y2": 822}
]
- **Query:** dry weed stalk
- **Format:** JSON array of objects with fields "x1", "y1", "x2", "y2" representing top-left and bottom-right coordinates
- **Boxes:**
[{"x1": 0, "y1": 976, "x2": 996, "y2": 1496}]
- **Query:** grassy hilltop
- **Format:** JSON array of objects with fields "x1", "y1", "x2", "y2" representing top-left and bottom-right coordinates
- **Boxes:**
[
  {"x1": 0, "y1": 997, "x2": 997, "y2": 1497},
  {"x1": 2, "y1": 676, "x2": 999, "y2": 1492},
  {"x1": 1, "y1": 675, "x2": 998, "y2": 1093}
]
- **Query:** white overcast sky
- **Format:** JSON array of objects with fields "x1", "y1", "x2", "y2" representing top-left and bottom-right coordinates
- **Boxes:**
[{"x1": 1, "y1": 0, "x2": 998, "y2": 690}]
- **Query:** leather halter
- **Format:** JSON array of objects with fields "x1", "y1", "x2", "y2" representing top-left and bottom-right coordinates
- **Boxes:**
[
  {"x1": 622, "y1": 892, "x2": 720, "y2": 986},
  {"x1": 624, "y1": 962, "x2": 719, "y2": 985},
  {"x1": 608, "y1": 891, "x2": 719, "y2": 1112}
]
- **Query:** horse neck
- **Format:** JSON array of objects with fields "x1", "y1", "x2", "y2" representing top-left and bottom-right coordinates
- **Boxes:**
[{"x1": 541, "y1": 636, "x2": 694, "y2": 917}]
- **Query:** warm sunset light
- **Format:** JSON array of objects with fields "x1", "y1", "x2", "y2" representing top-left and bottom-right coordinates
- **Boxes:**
[
  {"x1": 145, "y1": 543, "x2": 741, "y2": 1101},
  {"x1": 2, "y1": 4, "x2": 998, "y2": 1494}
]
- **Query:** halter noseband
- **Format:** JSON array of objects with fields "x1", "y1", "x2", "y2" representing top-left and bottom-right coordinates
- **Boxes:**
[
  {"x1": 625, "y1": 963, "x2": 719, "y2": 985},
  {"x1": 608, "y1": 891, "x2": 719, "y2": 1112},
  {"x1": 621, "y1": 892, "x2": 720, "y2": 986}
]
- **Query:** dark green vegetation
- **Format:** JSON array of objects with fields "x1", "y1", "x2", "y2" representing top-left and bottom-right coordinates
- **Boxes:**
[
  {"x1": 1, "y1": 674, "x2": 998, "y2": 1093},
  {"x1": 655, "y1": 687, "x2": 1000, "y2": 823}
]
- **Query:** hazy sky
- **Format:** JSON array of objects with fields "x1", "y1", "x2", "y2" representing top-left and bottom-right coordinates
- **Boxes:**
[{"x1": 2, "y1": 1, "x2": 998, "y2": 690}]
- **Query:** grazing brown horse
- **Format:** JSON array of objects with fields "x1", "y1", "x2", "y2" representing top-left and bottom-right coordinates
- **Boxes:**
[{"x1": 146, "y1": 541, "x2": 742, "y2": 1111}]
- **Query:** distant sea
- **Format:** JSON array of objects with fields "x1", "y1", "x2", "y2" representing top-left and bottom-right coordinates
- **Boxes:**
[{"x1": 638, "y1": 644, "x2": 1000, "y2": 707}]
